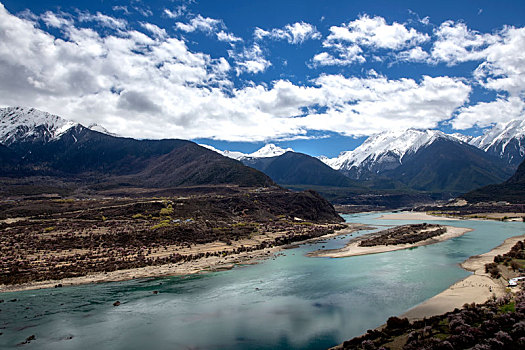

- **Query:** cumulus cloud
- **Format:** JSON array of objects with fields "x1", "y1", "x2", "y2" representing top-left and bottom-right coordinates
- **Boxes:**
[
  {"x1": 228, "y1": 44, "x2": 271, "y2": 75},
  {"x1": 78, "y1": 11, "x2": 127, "y2": 30},
  {"x1": 140, "y1": 22, "x2": 167, "y2": 38},
  {"x1": 427, "y1": 22, "x2": 525, "y2": 129},
  {"x1": 254, "y1": 22, "x2": 321, "y2": 44},
  {"x1": 312, "y1": 45, "x2": 365, "y2": 66},
  {"x1": 452, "y1": 97, "x2": 525, "y2": 130},
  {"x1": 396, "y1": 46, "x2": 429, "y2": 62},
  {"x1": 0, "y1": 4, "x2": 476, "y2": 141},
  {"x1": 40, "y1": 11, "x2": 73, "y2": 28},
  {"x1": 175, "y1": 14, "x2": 221, "y2": 33},
  {"x1": 430, "y1": 21, "x2": 496, "y2": 64},
  {"x1": 473, "y1": 26, "x2": 525, "y2": 96},
  {"x1": 315, "y1": 15, "x2": 429, "y2": 66},
  {"x1": 216, "y1": 30, "x2": 242, "y2": 43},
  {"x1": 325, "y1": 15, "x2": 429, "y2": 50}
]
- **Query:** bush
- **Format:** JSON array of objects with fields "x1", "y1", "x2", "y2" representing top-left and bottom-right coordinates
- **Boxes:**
[{"x1": 386, "y1": 316, "x2": 410, "y2": 330}]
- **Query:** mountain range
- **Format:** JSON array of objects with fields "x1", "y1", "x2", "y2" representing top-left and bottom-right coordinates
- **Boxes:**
[
  {"x1": 0, "y1": 107, "x2": 274, "y2": 196},
  {"x1": 211, "y1": 127, "x2": 521, "y2": 196},
  {"x1": 1, "y1": 106, "x2": 523, "y2": 205}
]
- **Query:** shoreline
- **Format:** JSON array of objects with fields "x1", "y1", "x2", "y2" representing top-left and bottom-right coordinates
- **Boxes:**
[
  {"x1": 401, "y1": 234, "x2": 525, "y2": 320},
  {"x1": 0, "y1": 224, "x2": 365, "y2": 294},
  {"x1": 309, "y1": 225, "x2": 472, "y2": 258}
]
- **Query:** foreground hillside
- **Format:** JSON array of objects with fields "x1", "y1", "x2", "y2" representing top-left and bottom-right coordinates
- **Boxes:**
[{"x1": 0, "y1": 187, "x2": 347, "y2": 288}]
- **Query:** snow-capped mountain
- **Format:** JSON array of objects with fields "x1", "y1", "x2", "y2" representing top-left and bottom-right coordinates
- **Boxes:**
[
  {"x1": 321, "y1": 129, "x2": 462, "y2": 178},
  {"x1": 469, "y1": 119, "x2": 525, "y2": 166},
  {"x1": 0, "y1": 107, "x2": 77, "y2": 146},
  {"x1": 200, "y1": 143, "x2": 293, "y2": 161},
  {"x1": 87, "y1": 123, "x2": 119, "y2": 137},
  {"x1": 0, "y1": 106, "x2": 115, "y2": 145}
]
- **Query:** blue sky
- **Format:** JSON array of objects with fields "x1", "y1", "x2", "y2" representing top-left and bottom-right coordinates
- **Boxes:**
[{"x1": 1, "y1": 0, "x2": 524, "y2": 156}]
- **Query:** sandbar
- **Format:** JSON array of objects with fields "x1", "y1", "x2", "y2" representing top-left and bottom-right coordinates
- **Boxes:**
[
  {"x1": 310, "y1": 225, "x2": 471, "y2": 258},
  {"x1": 378, "y1": 212, "x2": 458, "y2": 221}
]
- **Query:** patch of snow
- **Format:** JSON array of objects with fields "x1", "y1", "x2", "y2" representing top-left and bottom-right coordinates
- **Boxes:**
[
  {"x1": 470, "y1": 119, "x2": 525, "y2": 156},
  {"x1": 199, "y1": 143, "x2": 293, "y2": 160},
  {"x1": 320, "y1": 129, "x2": 459, "y2": 171},
  {"x1": 0, "y1": 106, "x2": 77, "y2": 145}
]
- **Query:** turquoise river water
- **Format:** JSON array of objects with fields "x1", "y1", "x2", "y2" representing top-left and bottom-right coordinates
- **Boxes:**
[{"x1": 1, "y1": 213, "x2": 525, "y2": 349}]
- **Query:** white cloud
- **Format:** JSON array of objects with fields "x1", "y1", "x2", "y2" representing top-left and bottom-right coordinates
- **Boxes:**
[
  {"x1": 452, "y1": 97, "x2": 525, "y2": 130},
  {"x1": 473, "y1": 26, "x2": 525, "y2": 96},
  {"x1": 216, "y1": 30, "x2": 242, "y2": 43},
  {"x1": 325, "y1": 15, "x2": 429, "y2": 50},
  {"x1": 140, "y1": 22, "x2": 167, "y2": 38},
  {"x1": 229, "y1": 44, "x2": 271, "y2": 75},
  {"x1": 0, "y1": 5, "x2": 474, "y2": 142},
  {"x1": 175, "y1": 15, "x2": 221, "y2": 33},
  {"x1": 312, "y1": 45, "x2": 365, "y2": 66},
  {"x1": 133, "y1": 6, "x2": 153, "y2": 18},
  {"x1": 112, "y1": 6, "x2": 130, "y2": 15},
  {"x1": 315, "y1": 15, "x2": 429, "y2": 66},
  {"x1": 430, "y1": 21, "x2": 496, "y2": 64},
  {"x1": 78, "y1": 11, "x2": 127, "y2": 30},
  {"x1": 396, "y1": 46, "x2": 429, "y2": 62},
  {"x1": 428, "y1": 22, "x2": 525, "y2": 127},
  {"x1": 40, "y1": 11, "x2": 72, "y2": 28},
  {"x1": 254, "y1": 22, "x2": 321, "y2": 44}
]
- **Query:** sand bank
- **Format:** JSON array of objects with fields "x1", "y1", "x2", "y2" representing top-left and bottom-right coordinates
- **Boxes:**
[
  {"x1": 378, "y1": 212, "x2": 458, "y2": 221},
  {"x1": 310, "y1": 226, "x2": 471, "y2": 258},
  {"x1": 402, "y1": 234, "x2": 525, "y2": 320}
]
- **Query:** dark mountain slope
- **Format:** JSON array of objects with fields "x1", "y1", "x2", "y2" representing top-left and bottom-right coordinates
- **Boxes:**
[
  {"x1": 382, "y1": 138, "x2": 513, "y2": 194},
  {"x1": 133, "y1": 142, "x2": 274, "y2": 187},
  {"x1": 2, "y1": 125, "x2": 274, "y2": 188},
  {"x1": 463, "y1": 158, "x2": 525, "y2": 203},
  {"x1": 243, "y1": 151, "x2": 361, "y2": 188}
]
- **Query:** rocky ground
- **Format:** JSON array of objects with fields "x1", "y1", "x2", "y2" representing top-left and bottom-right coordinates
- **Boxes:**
[{"x1": 0, "y1": 187, "x2": 346, "y2": 287}]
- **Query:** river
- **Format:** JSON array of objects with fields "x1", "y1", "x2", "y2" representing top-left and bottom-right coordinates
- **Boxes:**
[{"x1": 1, "y1": 213, "x2": 524, "y2": 349}]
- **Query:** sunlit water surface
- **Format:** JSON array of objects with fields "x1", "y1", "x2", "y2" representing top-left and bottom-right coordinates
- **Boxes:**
[{"x1": 1, "y1": 213, "x2": 524, "y2": 349}]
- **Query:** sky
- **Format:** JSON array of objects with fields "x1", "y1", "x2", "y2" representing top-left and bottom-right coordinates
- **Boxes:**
[{"x1": 0, "y1": 0, "x2": 524, "y2": 157}]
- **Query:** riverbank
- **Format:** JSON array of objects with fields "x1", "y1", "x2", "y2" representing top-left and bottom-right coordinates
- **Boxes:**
[
  {"x1": 401, "y1": 234, "x2": 525, "y2": 320},
  {"x1": 0, "y1": 223, "x2": 364, "y2": 293},
  {"x1": 309, "y1": 225, "x2": 471, "y2": 258}
]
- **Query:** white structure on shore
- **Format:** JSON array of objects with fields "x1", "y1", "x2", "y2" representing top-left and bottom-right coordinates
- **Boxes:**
[{"x1": 508, "y1": 276, "x2": 525, "y2": 287}]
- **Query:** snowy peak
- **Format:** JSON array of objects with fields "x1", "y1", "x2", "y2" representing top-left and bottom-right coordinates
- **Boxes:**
[
  {"x1": 321, "y1": 129, "x2": 457, "y2": 172},
  {"x1": 248, "y1": 144, "x2": 293, "y2": 158},
  {"x1": 199, "y1": 143, "x2": 294, "y2": 161},
  {"x1": 0, "y1": 107, "x2": 77, "y2": 145},
  {"x1": 87, "y1": 123, "x2": 119, "y2": 137},
  {"x1": 0, "y1": 107, "x2": 116, "y2": 145},
  {"x1": 199, "y1": 144, "x2": 247, "y2": 160},
  {"x1": 469, "y1": 119, "x2": 525, "y2": 164}
]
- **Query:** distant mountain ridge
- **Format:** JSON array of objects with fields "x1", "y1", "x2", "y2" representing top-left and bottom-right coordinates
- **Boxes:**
[
  {"x1": 469, "y1": 119, "x2": 525, "y2": 167},
  {"x1": 320, "y1": 129, "x2": 461, "y2": 178},
  {"x1": 200, "y1": 143, "x2": 293, "y2": 161},
  {"x1": 242, "y1": 151, "x2": 361, "y2": 188},
  {"x1": 0, "y1": 107, "x2": 274, "y2": 191}
]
